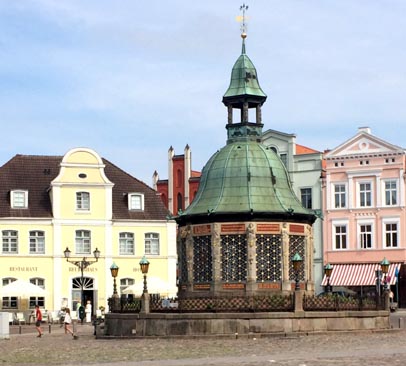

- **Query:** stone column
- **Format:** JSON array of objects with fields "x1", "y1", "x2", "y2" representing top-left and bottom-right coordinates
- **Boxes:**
[
  {"x1": 246, "y1": 223, "x2": 257, "y2": 295},
  {"x1": 256, "y1": 105, "x2": 262, "y2": 124},
  {"x1": 242, "y1": 102, "x2": 249, "y2": 123},
  {"x1": 281, "y1": 223, "x2": 291, "y2": 291},
  {"x1": 212, "y1": 223, "x2": 222, "y2": 294},
  {"x1": 305, "y1": 225, "x2": 314, "y2": 292},
  {"x1": 228, "y1": 105, "x2": 233, "y2": 124},
  {"x1": 183, "y1": 226, "x2": 194, "y2": 293}
]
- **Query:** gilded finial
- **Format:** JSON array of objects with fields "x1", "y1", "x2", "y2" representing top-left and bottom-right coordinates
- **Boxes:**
[{"x1": 239, "y1": 3, "x2": 249, "y2": 39}]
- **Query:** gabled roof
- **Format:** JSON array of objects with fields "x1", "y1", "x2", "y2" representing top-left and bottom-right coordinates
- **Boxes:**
[
  {"x1": 324, "y1": 128, "x2": 405, "y2": 159},
  {"x1": 0, "y1": 154, "x2": 169, "y2": 220}
]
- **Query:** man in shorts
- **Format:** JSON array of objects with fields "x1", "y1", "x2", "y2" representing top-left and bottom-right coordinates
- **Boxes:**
[{"x1": 35, "y1": 304, "x2": 43, "y2": 337}]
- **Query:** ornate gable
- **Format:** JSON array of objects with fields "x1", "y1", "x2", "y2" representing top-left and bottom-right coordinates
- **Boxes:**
[{"x1": 325, "y1": 128, "x2": 405, "y2": 159}]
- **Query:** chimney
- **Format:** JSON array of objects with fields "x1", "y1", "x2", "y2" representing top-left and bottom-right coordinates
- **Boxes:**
[{"x1": 358, "y1": 126, "x2": 371, "y2": 134}]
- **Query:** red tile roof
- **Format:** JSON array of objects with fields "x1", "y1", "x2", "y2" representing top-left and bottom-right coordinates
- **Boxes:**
[
  {"x1": 295, "y1": 144, "x2": 320, "y2": 155},
  {"x1": 0, "y1": 155, "x2": 169, "y2": 220}
]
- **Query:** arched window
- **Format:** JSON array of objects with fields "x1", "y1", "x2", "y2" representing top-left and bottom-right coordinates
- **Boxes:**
[
  {"x1": 177, "y1": 193, "x2": 183, "y2": 212},
  {"x1": 176, "y1": 169, "x2": 183, "y2": 188}
]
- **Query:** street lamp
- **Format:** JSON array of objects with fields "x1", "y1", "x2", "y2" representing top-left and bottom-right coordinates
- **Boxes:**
[
  {"x1": 110, "y1": 262, "x2": 119, "y2": 297},
  {"x1": 139, "y1": 256, "x2": 150, "y2": 314},
  {"x1": 139, "y1": 256, "x2": 150, "y2": 294},
  {"x1": 64, "y1": 246, "x2": 100, "y2": 316},
  {"x1": 380, "y1": 257, "x2": 390, "y2": 292},
  {"x1": 292, "y1": 253, "x2": 303, "y2": 291},
  {"x1": 324, "y1": 263, "x2": 333, "y2": 293}
]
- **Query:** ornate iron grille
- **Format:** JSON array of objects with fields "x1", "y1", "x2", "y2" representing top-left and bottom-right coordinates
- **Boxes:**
[
  {"x1": 256, "y1": 234, "x2": 282, "y2": 282},
  {"x1": 220, "y1": 234, "x2": 247, "y2": 282},
  {"x1": 193, "y1": 235, "x2": 213, "y2": 283},
  {"x1": 179, "y1": 238, "x2": 188, "y2": 284},
  {"x1": 303, "y1": 294, "x2": 385, "y2": 311},
  {"x1": 289, "y1": 235, "x2": 305, "y2": 281}
]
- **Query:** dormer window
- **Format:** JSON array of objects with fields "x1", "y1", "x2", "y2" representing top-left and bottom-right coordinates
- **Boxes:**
[
  {"x1": 11, "y1": 190, "x2": 28, "y2": 209},
  {"x1": 76, "y1": 192, "x2": 90, "y2": 211},
  {"x1": 128, "y1": 193, "x2": 144, "y2": 211}
]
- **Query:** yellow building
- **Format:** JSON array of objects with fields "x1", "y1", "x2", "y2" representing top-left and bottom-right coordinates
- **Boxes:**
[{"x1": 0, "y1": 147, "x2": 177, "y2": 317}]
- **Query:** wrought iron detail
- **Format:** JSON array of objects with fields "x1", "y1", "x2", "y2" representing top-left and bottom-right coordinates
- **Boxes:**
[
  {"x1": 193, "y1": 235, "x2": 213, "y2": 283},
  {"x1": 220, "y1": 234, "x2": 247, "y2": 282},
  {"x1": 289, "y1": 235, "x2": 305, "y2": 281},
  {"x1": 256, "y1": 234, "x2": 282, "y2": 282}
]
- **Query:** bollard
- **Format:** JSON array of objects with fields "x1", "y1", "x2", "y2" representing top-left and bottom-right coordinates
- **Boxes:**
[
  {"x1": 19, "y1": 325, "x2": 22, "y2": 334},
  {"x1": 49, "y1": 324, "x2": 51, "y2": 333}
]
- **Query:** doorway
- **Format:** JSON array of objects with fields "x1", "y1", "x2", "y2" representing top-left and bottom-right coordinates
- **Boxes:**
[{"x1": 71, "y1": 277, "x2": 96, "y2": 315}]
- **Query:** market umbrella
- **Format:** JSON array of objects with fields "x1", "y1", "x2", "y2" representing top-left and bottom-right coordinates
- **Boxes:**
[
  {"x1": 0, "y1": 279, "x2": 47, "y2": 297},
  {"x1": 122, "y1": 277, "x2": 174, "y2": 297}
]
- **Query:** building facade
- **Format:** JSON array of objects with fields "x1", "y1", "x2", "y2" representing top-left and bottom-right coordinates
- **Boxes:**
[
  {"x1": 322, "y1": 127, "x2": 406, "y2": 301},
  {"x1": 0, "y1": 148, "x2": 177, "y2": 316},
  {"x1": 261, "y1": 129, "x2": 324, "y2": 294}
]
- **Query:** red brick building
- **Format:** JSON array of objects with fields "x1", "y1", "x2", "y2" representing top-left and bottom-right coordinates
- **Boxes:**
[{"x1": 153, "y1": 145, "x2": 201, "y2": 215}]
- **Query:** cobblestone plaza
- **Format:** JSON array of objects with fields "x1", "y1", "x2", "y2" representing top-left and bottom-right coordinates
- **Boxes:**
[{"x1": 2, "y1": 317, "x2": 406, "y2": 366}]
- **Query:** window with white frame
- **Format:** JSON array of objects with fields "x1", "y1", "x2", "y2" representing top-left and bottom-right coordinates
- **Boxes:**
[
  {"x1": 280, "y1": 154, "x2": 287, "y2": 167},
  {"x1": 359, "y1": 224, "x2": 373, "y2": 249},
  {"x1": 2, "y1": 278, "x2": 17, "y2": 309},
  {"x1": 29, "y1": 278, "x2": 45, "y2": 308},
  {"x1": 2, "y1": 230, "x2": 18, "y2": 253},
  {"x1": 300, "y1": 188, "x2": 312, "y2": 209},
  {"x1": 29, "y1": 231, "x2": 45, "y2": 254},
  {"x1": 75, "y1": 230, "x2": 91, "y2": 254},
  {"x1": 120, "y1": 278, "x2": 135, "y2": 294},
  {"x1": 384, "y1": 222, "x2": 398, "y2": 248},
  {"x1": 334, "y1": 224, "x2": 347, "y2": 250},
  {"x1": 119, "y1": 232, "x2": 134, "y2": 255},
  {"x1": 11, "y1": 190, "x2": 28, "y2": 209},
  {"x1": 128, "y1": 193, "x2": 144, "y2": 211},
  {"x1": 384, "y1": 180, "x2": 397, "y2": 206},
  {"x1": 359, "y1": 182, "x2": 372, "y2": 207},
  {"x1": 76, "y1": 192, "x2": 90, "y2": 210},
  {"x1": 145, "y1": 232, "x2": 159, "y2": 255},
  {"x1": 334, "y1": 184, "x2": 346, "y2": 208}
]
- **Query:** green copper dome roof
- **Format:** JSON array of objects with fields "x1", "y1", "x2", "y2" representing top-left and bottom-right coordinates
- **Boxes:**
[
  {"x1": 176, "y1": 140, "x2": 315, "y2": 225},
  {"x1": 223, "y1": 40, "x2": 267, "y2": 104},
  {"x1": 175, "y1": 34, "x2": 316, "y2": 226}
]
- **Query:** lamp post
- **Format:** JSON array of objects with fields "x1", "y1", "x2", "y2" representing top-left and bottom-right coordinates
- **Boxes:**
[
  {"x1": 380, "y1": 257, "x2": 390, "y2": 292},
  {"x1": 292, "y1": 253, "x2": 303, "y2": 291},
  {"x1": 139, "y1": 256, "x2": 150, "y2": 313},
  {"x1": 109, "y1": 262, "x2": 119, "y2": 312},
  {"x1": 64, "y1": 247, "x2": 100, "y2": 316},
  {"x1": 324, "y1": 263, "x2": 333, "y2": 293},
  {"x1": 110, "y1": 262, "x2": 119, "y2": 297}
]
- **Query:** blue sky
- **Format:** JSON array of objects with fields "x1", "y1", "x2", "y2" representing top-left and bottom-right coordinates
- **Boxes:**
[{"x1": 1, "y1": 1, "x2": 405, "y2": 185}]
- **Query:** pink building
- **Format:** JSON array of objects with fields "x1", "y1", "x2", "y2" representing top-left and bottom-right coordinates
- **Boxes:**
[{"x1": 322, "y1": 127, "x2": 406, "y2": 305}]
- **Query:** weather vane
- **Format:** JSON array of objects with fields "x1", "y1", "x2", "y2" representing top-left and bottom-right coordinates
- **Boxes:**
[{"x1": 238, "y1": 3, "x2": 249, "y2": 38}]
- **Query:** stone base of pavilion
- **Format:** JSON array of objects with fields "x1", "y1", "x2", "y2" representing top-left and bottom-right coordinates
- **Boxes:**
[{"x1": 100, "y1": 310, "x2": 390, "y2": 338}]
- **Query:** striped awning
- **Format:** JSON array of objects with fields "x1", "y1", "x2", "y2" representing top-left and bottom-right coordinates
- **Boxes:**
[{"x1": 321, "y1": 263, "x2": 402, "y2": 287}]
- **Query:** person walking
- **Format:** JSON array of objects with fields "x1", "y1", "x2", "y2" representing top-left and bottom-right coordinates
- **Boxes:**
[
  {"x1": 35, "y1": 304, "x2": 43, "y2": 338},
  {"x1": 64, "y1": 308, "x2": 74, "y2": 337}
]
